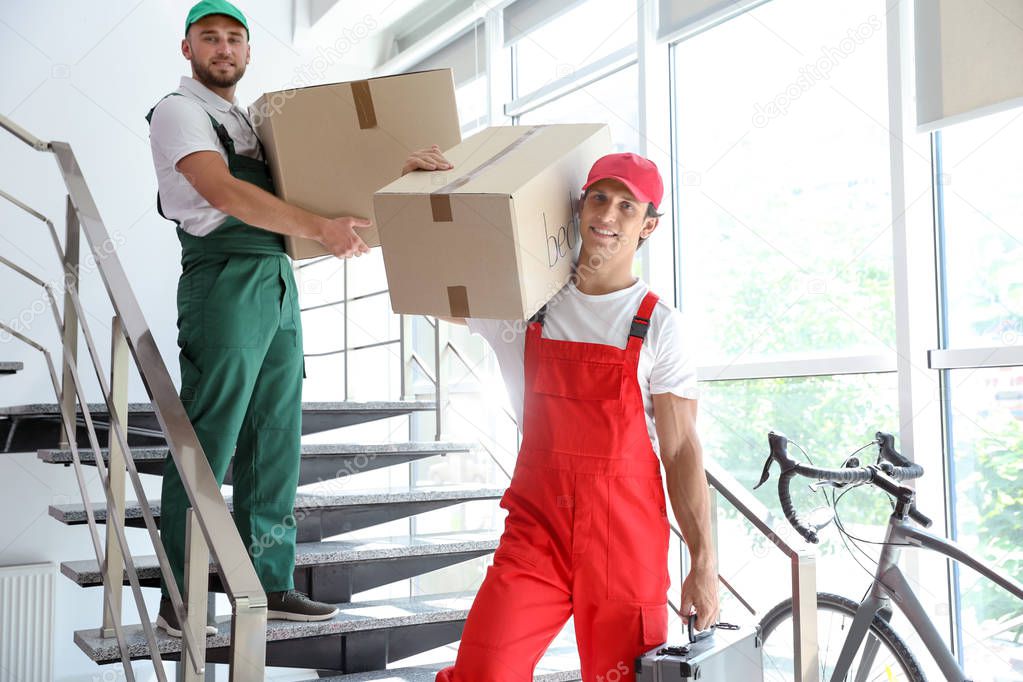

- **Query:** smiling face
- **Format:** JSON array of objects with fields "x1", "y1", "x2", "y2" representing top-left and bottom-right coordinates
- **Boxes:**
[
  {"x1": 578, "y1": 178, "x2": 659, "y2": 261},
  {"x1": 182, "y1": 14, "x2": 250, "y2": 90}
]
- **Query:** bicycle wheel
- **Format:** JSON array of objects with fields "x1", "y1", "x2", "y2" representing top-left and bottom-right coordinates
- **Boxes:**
[{"x1": 759, "y1": 592, "x2": 926, "y2": 682}]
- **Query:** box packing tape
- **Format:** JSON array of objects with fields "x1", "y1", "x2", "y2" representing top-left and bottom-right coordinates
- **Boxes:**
[
  {"x1": 350, "y1": 80, "x2": 376, "y2": 129},
  {"x1": 447, "y1": 285, "x2": 471, "y2": 318},
  {"x1": 428, "y1": 125, "x2": 548, "y2": 222},
  {"x1": 430, "y1": 195, "x2": 453, "y2": 222},
  {"x1": 429, "y1": 125, "x2": 564, "y2": 318}
]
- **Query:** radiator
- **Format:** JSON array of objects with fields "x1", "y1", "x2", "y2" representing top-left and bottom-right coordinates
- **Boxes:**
[{"x1": 0, "y1": 562, "x2": 56, "y2": 682}]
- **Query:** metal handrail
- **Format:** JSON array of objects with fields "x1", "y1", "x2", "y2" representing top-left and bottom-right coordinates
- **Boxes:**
[
  {"x1": 473, "y1": 440, "x2": 513, "y2": 481},
  {"x1": 0, "y1": 294, "x2": 147, "y2": 682},
  {"x1": 408, "y1": 351, "x2": 437, "y2": 384},
  {"x1": 441, "y1": 339, "x2": 518, "y2": 425},
  {"x1": 0, "y1": 188, "x2": 63, "y2": 256},
  {"x1": 305, "y1": 337, "x2": 399, "y2": 358},
  {"x1": 704, "y1": 459, "x2": 819, "y2": 681},
  {"x1": 0, "y1": 224, "x2": 206, "y2": 675},
  {"x1": 1, "y1": 114, "x2": 268, "y2": 681},
  {"x1": 297, "y1": 255, "x2": 444, "y2": 429},
  {"x1": 1, "y1": 222, "x2": 198, "y2": 679},
  {"x1": 300, "y1": 288, "x2": 390, "y2": 312},
  {"x1": 0, "y1": 114, "x2": 50, "y2": 151},
  {"x1": 65, "y1": 281, "x2": 209, "y2": 667}
]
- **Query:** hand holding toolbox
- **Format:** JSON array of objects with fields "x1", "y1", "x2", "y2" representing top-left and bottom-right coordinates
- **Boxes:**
[{"x1": 635, "y1": 614, "x2": 765, "y2": 681}]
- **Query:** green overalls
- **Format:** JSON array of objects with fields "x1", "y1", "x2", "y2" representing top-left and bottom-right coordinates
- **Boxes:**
[{"x1": 146, "y1": 94, "x2": 303, "y2": 597}]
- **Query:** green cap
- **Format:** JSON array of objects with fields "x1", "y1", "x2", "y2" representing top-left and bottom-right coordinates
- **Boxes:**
[{"x1": 185, "y1": 0, "x2": 249, "y2": 37}]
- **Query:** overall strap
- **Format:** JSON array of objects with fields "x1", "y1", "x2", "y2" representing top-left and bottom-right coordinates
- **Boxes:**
[
  {"x1": 626, "y1": 291, "x2": 659, "y2": 349},
  {"x1": 145, "y1": 93, "x2": 228, "y2": 223},
  {"x1": 528, "y1": 304, "x2": 549, "y2": 327},
  {"x1": 146, "y1": 92, "x2": 259, "y2": 159},
  {"x1": 144, "y1": 92, "x2": 183, "y2": 125},
  {"x1": 145, "y1": 93, "x2": 192, "y2": 225},
  {"x1": 145, "y1": 93, "x2": 219, "y2": 132},
  {"x1": 146, "y1": 92, "x2": 270, "y2": 229}
]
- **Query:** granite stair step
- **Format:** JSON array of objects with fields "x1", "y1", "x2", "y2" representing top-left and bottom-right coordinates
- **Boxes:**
[
  {"x1": 0, "y1": 361, "x2": 23, "y2": 375},
  {"x1": 0, "y1": 400, "x2": 435, "y2": 452},
  {"x1": 74, "y1": 591, "x2": 477, "y2": 671},
  {"x1": 49, "y1": 483, "x2": 507, "y2": 541},
  {"x1": 60, "y1": 529, "x2": 500, "y2": 602},
  {"x1": 38, "y1": 440, "x2": 473, "y2": 484}
]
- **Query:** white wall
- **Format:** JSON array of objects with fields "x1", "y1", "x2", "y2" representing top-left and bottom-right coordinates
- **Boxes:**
[{"x1": 0, "y1": 1, "x2": 391, "y2": 678}]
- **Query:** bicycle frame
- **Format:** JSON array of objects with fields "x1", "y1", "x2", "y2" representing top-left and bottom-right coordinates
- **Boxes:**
[{"x1": 830, "y1": 513, "x2": 1023, "y2": 681}]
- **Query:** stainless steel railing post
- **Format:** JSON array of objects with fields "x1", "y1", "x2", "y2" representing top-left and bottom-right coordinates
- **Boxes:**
[
  {"x1": 58, "y1": 196, "x2": 79, "y2": 448},
  {"x1": 433, "y1": 319, "x2": 442, "y2": 441},
  {"x1": 101, "y1": 315, "x2": 129, "y2": 638},
  {"x1": 792, "y1": 552, "x2": 819, "y2": 682},
  {"x1": 704, "y1": 459, "x2": 819, "y2": 682},
  {"x1": 343, "y1": 258, "x2": 350, "y2": 400},
  {"x1": 181, "y1": 507, "x2": 210, "y2": 682},
  {"x1": 398, "y1": 314, "x2": 406, "y2": 399}
]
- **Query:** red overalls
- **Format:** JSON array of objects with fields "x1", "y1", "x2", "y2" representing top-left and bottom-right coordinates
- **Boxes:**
[{"x1": 437, "y1": 291, "x2": 670, "y2": 682}]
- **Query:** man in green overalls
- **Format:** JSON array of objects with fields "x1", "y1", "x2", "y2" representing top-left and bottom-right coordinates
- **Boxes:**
[{"x1": 145, "y1": 0, "x2": 371, "y2": 635}]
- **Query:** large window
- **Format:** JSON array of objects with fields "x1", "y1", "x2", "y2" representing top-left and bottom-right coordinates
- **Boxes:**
[
  {"x1": 409, "y1": 22, "x2": 488, "y2": 134},
  {"x1": 510, "y1": 0, "x2": 636, "y2": 95},
  {"x1": 939, "y1": 109, "x2": 1023, "y2": 348},
  {"x1": 704, "y1": 372, "x2": 900, "y2": 608},
  {"x1": 671, "y1": 0, "x2": 901, "y2": 628},
  {"x1": 517, "y1": 64, "x2": 640, "y2": 154},
  {"x1": 945, "y1": 368, "x2": 1023, "y2": 677},
  {"x1": 935, "y1": 109, "x2": 1023, "y2": 677},
  {"x1": 674, "y1": 0, "x2": 894, "y2": 364},
  {"x1": 509, "y1": 0, "x2": 641, "y2": 276},
  {"x1": 456, "y1": 73, "x2": 488, "y2": 135}
]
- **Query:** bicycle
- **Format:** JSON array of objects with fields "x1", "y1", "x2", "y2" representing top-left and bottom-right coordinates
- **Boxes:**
[{"x1": 753, "y1": 430, "x2": 1023, "y2": 681}]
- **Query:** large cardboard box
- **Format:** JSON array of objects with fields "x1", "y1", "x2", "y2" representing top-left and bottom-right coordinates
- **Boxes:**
[
  {"x1": 251, "y1": 69, "x2": 462, "y2": 260},
  {"x1": 374, "y1": 124, "x2": 611, "y2": 320}
]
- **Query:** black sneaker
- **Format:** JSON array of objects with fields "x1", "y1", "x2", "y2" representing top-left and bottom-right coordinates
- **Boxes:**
[
  {"x1": 266, "y1": 590, "x2": 338, "y2": 621},
  {"x1": 156, "y1": 596, "x2": 218, "y2": 638}
]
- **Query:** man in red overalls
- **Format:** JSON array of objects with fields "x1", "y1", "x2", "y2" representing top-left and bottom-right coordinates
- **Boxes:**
[{"x1": 402, "y1": 149, "x2": 719, "y2": 681}]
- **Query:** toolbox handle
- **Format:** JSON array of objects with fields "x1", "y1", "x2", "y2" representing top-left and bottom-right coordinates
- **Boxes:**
[
  {"x1": 686, "y1": 615, "x2": 741, "y2": 644},
  {"x1": 686, "y1": 614, "x2": 715, "y2": 644}
]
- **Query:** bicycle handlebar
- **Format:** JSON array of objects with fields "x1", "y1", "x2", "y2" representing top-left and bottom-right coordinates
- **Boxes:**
[{"x1": 756, "y1": 431, "x2": 930, "y2": 544}]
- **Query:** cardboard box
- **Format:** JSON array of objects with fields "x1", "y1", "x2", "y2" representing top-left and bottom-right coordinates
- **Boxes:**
[
  {"x1": 251, "y1": 69, "x2": 462, "y2": 260},
  {"x1": 374, "y1": 124, "x2": 612, "y2": 320}
]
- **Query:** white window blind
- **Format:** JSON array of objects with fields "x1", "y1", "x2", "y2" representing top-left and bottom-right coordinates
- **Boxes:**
[
  {"x1": 657, "y1": 0, "x2": 767, "y2": 42},
  {"x1": 503, "y1": 0, "x2": 587, "y2": 45},
  {"x1": 915, "y1": 0, "x2": 1023, "y2": 132},
  {"x1": 410, "y1": 22, "x2": 486, "y2": 87}
]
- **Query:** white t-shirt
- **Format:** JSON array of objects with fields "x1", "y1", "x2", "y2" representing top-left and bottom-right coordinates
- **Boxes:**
[
  {"x1": 466, "y1": 278, "x2": 699, "y2": 455},
  {"x1": 147, "y1": 76, "x2": 265, "y2": 237}
]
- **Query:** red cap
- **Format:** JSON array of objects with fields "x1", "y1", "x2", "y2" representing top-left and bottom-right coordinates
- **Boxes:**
[{"x1": 581, "y1": 153, "x2": 664, "y2": 209}]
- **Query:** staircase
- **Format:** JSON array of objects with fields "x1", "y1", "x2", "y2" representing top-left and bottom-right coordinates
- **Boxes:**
[{"x1": 28, "y1": 402, "x2": 582, "y2": 677}]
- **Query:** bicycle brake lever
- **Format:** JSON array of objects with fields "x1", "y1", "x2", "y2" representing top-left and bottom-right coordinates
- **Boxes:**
[{"x1": 754, "y1": 454, "x2": 774, "y2": 489}]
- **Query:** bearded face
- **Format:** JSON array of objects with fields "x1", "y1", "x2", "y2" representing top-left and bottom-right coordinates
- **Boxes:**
[
  {"x1": 183, "y1": 14, "x2": 250, "y2": 91},
  {"x1": 192, "y1": 51, "x2": 247, "y2": 89}
]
